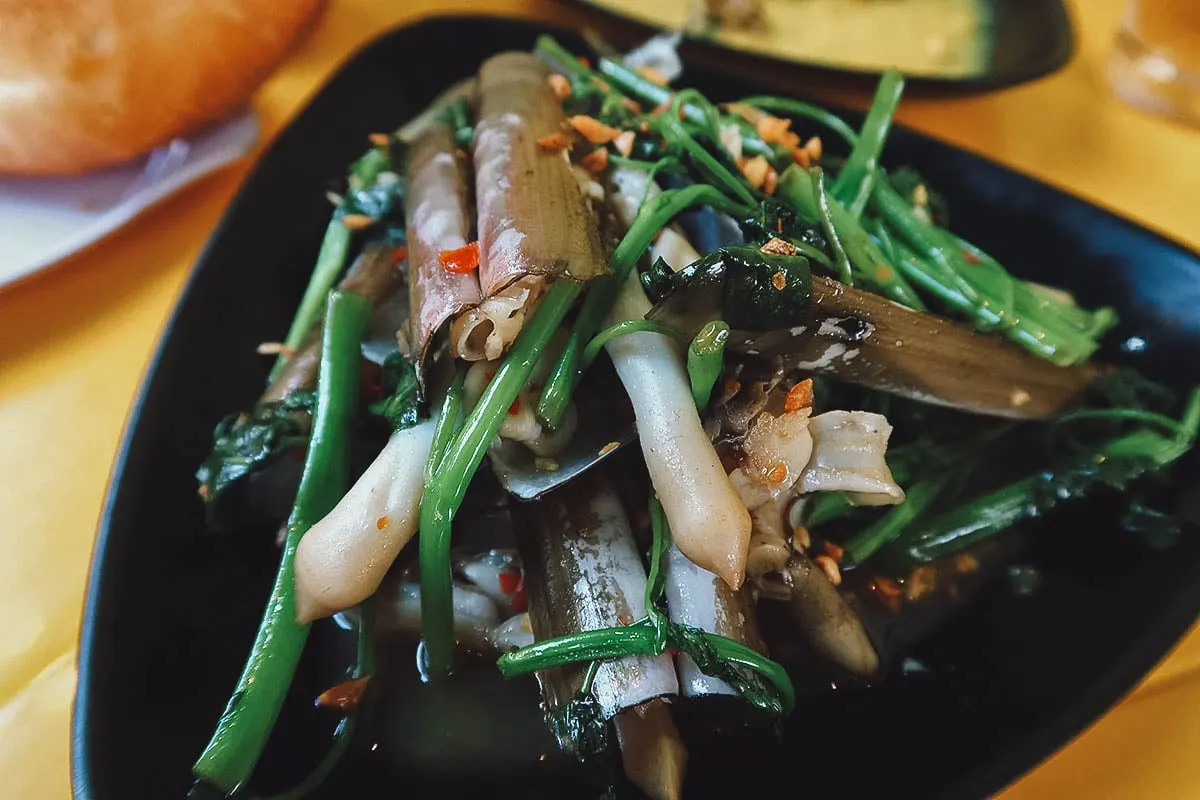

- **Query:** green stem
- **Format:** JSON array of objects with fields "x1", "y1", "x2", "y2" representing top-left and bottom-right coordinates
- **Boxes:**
[
  {"x1": 889, "y1": 222, "x2": 1096, "y2": 365},
  {"x1": 578, "y1": 659, "x2": 602, "y2": 697},
  {"x1": 193, "y1": 289, "x2": 369, "y2": 795},
  {"x1": 1055, "y1": 408, "x2": 1184, "y2": 437},
  {"x1": 843, "y1": 472, "x2": 955, "y2": 565},
  {"x1": 420, "y1": 280, "x2": 583, "y2": 676},
  {"x1": 870, "y1": 181, "x2": 983, "y2": 305},
  {"x1": 788, "y1": 239, "x2": 837, "y2": 272},
  {"x1": 581, "y1": 320, "x2": 687, "y2": 371},
  {"x1": 897, "y1": 472, "x2": 1047, "y2": 564},
  {"x1": 899, "y1": 389, "x2": 1200, "y2": 564},
  {"x1": 964, "y1": 237, "x2": 1117, "y2": 338},
  {"x1": 887, "y1": 239, "x2": 1057, "y2": 361},
  {"x1": 424, "y1": 368, "x2": 467, "y2": 487},
  {"x1": 644, "y1": 498, "x2": 673, "y2": 650},
  {"x1": 687, "y1": 320, "x2": 730, "y2": 410},
  {"x1": 776, "y1": 165, "x2": 924, "y2": 308},
  {"x1": 870, "y1": 217, "x2": 899, "y2": 263},
  {"x1": 657, "y1": 96, "x2": 758, "y2": 208},
  {"x1": 267, "y1": 719, "x2": 354, "y2": 800},
  {"x1": 495, "y1": 617, "x2": 795, "y2": 713},
  {"x1": 266, "y1": 599, "x2": 376, "y2": 800},
  {"x1": 812, "y1": 168, "x2": 854, "y2": 286},
  {"x1": 700, "y1": 635, "x2": 794, "y2": 709},
  {"x1": 499, "y1": 623, "x2": 658, "y2": 673},
  {"x1": 873, "y1": 178, "x2": 1104, "y2": 366},
  {"x1": 270, "y1": 217, "x2": 353, "y2": 382},
  {"x1": 737, "y1": 96, "x2": 860, "y2": 146},
  {"x1": 588, "y1": 51, "x2": 782, "y2": 165},
  {"x1": 832, "y1": 70, "x2": 904, "y2": 212},
  {"x1": 673, "y1": 88, "x2": 725, "y2": 141},
  {"x1": 536, "y1": 185, "x2": 752, "y2": 428},
  {"x1": 645, "y1": 500, "x2": 672, "y2": 610},
  {"x1": 535, "y1": 35, "x2": 600, "y2": 82},
  {"x1": 596, "y1": 57, "x2": 703, "y2": 126}
]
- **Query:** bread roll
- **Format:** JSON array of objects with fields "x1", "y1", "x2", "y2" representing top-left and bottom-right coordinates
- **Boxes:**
[{"x1": 0, "y1": 0, "x2": 325, "y2": 176}]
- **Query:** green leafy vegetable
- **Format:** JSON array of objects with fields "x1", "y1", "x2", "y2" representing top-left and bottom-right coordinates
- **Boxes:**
[
  {"x1": 811, "y1": 167, "x2": 854, "y2": 285},
  {"x1": 580, "y1": 319, "x2": 688, "y2": 372},
  {"x1": 549, "y1": 692, "x2": 611, "y2": 759},
  {"x1": 895, "y1": 387, "x2": 1200, "y2": 564},
  {"x1": 369, "y1": 353, "x2": 423, "y2": 431},
  {"x1": 446, "y1": 97, "x2": 474, "y2": 149},
  {"x1": 348, "y1": 147, "x2": 391, "y2": 192},
  {"x1": 342, "y1": 144, "x2": 406, "y2": 235},
  {"x1": 737, "y1": 95, "x2": 859, "y2": 147},
  {"x1": 495, "y1": 596, "x2": 792, "y2": 715},
  {"x1": 196, "y1": 391, "x2": 316, "y2": 525},
  {"x1": 777, "y1": 165, "x2": 924, "y2": 308},
  {"x1": 644, "y1": 245, "x2": 813, "y2": 333},
  {"x1": 498, "y1": 459, "x2": 791, "y2": 716}
]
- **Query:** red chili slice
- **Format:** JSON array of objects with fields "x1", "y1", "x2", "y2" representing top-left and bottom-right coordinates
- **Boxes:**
[
  {"x1": 438, "y1": 241, "x2": 480, "y2": 274},
  {"x1": 498, "y1": 570, "x2": 522, "y2": 595}
]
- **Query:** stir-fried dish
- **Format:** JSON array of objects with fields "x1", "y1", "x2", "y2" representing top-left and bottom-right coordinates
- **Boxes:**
[{"x1": 188, "y1": 36, "x2": 1200, "y2": 800}]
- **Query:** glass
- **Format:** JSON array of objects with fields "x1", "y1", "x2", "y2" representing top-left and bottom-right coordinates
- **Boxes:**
[{"x1": 1108, "y1": 0, "x2": 1200, "y2": 127}]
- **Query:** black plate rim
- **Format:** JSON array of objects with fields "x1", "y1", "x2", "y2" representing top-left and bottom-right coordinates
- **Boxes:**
[
  {"x1": 71, "y1": 14, "x2": 1198, "y2": 800},
  {"x1": 563, "y1": 0, "x2": 1076, "y2": 90}
]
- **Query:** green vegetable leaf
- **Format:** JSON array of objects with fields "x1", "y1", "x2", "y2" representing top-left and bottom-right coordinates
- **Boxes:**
[
  {"x1": 347, "y1": 148, "x2": 391, "y2": 192},
  {"x1": 444, "y1": 97, "x2": 475, "y2": 149},
  {"x1": 342, "y1": 142, "x2": 408, "y2": 239},
  {"x1": 671, "y1": 624, "x2": 782, "y2": 716},
  {"x1": 548, "y1": 693, "x2": 611, "y2": 759},
  {"x1": 741, "y1": 199, "x2": 824, "y2": 246},
  {"x1": 369, "y1": 353, "x2": 422, "y2": 431},
  {"x1": 895, "y1": 386, "x2": 1200, "y2": 565},
  {"x1": 195, "y1": 392, "x2": 315, "y2": 527},
  {"x1": 547, "y1": 691, "x2": 622, "y2": 799},
  {"x1": 645, "y1": 245, "x2": 813, "y2": 333}
]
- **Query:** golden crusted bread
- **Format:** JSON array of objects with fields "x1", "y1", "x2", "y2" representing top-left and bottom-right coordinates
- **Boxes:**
[{"x1": 0, "y1": 0, "x2": 325, "y2": 175}]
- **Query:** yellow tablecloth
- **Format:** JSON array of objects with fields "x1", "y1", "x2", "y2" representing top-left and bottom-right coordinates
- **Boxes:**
[{"x1": 1, "y1": 0, "x2": 1197, "y2": 797}]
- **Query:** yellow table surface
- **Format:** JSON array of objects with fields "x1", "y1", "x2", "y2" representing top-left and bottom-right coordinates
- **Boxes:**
[{"x1": 1, "y1": 0, "x2": 1197, "y2": 797}]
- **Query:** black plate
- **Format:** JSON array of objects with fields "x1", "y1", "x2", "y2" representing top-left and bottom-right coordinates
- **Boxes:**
[
  {"x1": 73, "y1": 15, "x2": 1200, "y2": 800},
  {"x1": 566, "y1": 0, "x2": 1074, "y2": 89}
]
